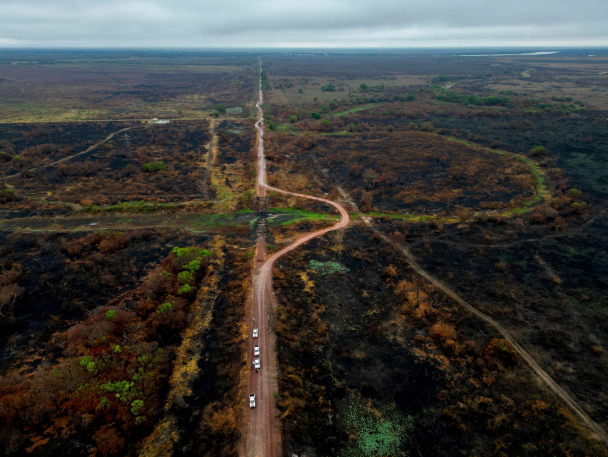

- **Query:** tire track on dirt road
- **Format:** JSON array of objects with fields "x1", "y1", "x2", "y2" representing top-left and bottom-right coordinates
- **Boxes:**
[{"x1": 242, "y1": 61, "x2": 350, "y2": 457}]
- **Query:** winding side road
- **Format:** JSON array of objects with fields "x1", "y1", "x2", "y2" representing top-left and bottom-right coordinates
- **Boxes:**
[{"x1": 243, "y1": 63, "x2": 350, "y2": 457}]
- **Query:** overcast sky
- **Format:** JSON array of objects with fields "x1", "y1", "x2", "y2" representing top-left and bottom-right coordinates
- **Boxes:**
[{"x1": 1, "y1": 0, "x2": 607, "y2": 48}]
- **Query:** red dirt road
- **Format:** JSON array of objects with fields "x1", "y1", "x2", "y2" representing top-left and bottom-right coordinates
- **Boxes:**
[{"x1": 242, "y1": 64, "x2": 350, "y2": 457}]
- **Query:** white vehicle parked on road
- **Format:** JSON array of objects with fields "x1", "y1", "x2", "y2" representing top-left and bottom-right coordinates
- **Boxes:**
[
  {"x1": 254, "y1": 345, "x2": 260, "y2": 357},
  {"x1": 253, "y1": 328, "x2": 258, "y2": 338},
  {"x1": 249, "y1": 394, "x2": 255, "y2": 408},
  {"x1": 253, "y1": 358, "x2": 260, "y2": 372}
]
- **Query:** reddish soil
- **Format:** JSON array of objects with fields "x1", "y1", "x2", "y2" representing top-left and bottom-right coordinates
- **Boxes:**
[{"x1": 243, "y1": 67, "x2": 350, "y2": 457}]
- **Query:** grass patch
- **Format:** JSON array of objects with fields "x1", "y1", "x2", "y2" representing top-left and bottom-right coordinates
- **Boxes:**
[
  {"x1": 81, "y1": 201, "x2": 175, "y2": 213},
  {"x1": 331, "y1": 103, "x2": 388, "y2": 117}
]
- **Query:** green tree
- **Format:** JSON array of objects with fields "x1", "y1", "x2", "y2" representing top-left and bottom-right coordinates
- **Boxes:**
[
  {"x1": 143, "y1": 161, "x2": 166, "y2": 173},
  {"x1": 178, "y1": 271, "x2": 194, "y2": 285},
  {"x1": 178, "y1": 284, "x2": 192, "y2": 294},
  {"x1": 157, "y1": 302, "x2": 173, "y2": 313},
  {"x1": 568, "y1": 188, "x2": 583, "y2": 201}
]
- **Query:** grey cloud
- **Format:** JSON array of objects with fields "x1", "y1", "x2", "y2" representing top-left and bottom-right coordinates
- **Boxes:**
[{"x1": 0, "y1": 0, "x2": 606, "y2": 47}]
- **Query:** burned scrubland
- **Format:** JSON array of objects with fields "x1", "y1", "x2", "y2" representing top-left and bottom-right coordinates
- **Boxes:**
[
  {"x1": 257, "y1": 50, "x2": 608, "y2": 456},
  {"x1": 0, "y1": 229, "x2": 207, "y2": 362},
  {"x1": 0, "y1": 50, "x2": 258, "y2": 122},
  {"x1": 272, "y1": 227, "x2": 606, "y2": 456},
  {"x1": 399, "y1": 209, "x2": 608, "y2": 434},
  {"x1": 265, "y1": 131, "x2": 536, "y2": 214},
  {"x1": 9, "y1": 121, "x2": 209, "y2": 204},
  {"x1": 1, "y1": 49, "x2": 608, "y2": 456},
  {"x1": 0, "y1": 119, "x2": 259, "y2": 217},
  {"x1": 0, "y1": 239, "x2": 217, "y2": 455},
  {"x1": 347, "y1": 106, "x2": 608, "y2": 203},
  {"x1": 0, "y1": 223, "x2": 254, "y2": 457},
  {"x1": 0, "y1": 122, "x2": 137, "y2": 178}
]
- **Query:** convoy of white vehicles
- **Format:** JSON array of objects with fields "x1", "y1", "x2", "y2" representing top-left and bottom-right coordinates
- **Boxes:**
[{"x1": 250, "y1": 327, "x2": 261, "y2": 406}]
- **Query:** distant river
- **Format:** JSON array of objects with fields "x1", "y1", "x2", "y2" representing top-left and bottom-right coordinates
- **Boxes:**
[{"x1": 458, "y1": 51, "x2": 560, "y2": 57}]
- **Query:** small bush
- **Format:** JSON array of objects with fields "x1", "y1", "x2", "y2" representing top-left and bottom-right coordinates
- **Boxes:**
[
  {"x1": 157, "y1": 302, "x2": 173, "y2": 314},
  {"x1": 529, "y1": 146, "x2": 549, "y2": 157},
  {"x1": 483, "y1": 338, "x2": 518, "y2": 365},
  {"x1": 429, "y1": 322, "x2": 457, "y2": 344},
  {"x1": 177, "y1": 271, "x2": 194, "y2": 285},
  {"x1": 143, "y1": 161, "x2": 166, "y2": 173},
  {"x1": 106, "y1": 310, "x2": 117, "y2": 320}
]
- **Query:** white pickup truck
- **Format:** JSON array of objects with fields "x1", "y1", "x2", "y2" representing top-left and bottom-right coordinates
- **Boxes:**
[
  {"x1": 253, "y1": 358, "x2": 260, "y2": 372},
  {"x1": 249, "y1": 394, "x2": 255, "y2": 408},
  {"x1": 254, "y1": 345, "x2": 260, "y2": 357},
  {"x1": 253, "y1": 328, "x2": 258, "y2": 338}
]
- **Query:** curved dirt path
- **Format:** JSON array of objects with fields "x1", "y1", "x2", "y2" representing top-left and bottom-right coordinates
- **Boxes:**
[{"x1": 243, "y1": 64, "x2": 350, "y2": 457}]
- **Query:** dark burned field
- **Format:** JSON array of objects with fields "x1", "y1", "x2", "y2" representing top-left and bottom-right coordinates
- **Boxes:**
[
  {"x1": 405, "y1": 212, "x2": 608, "y2": 427},
  {"x1": 266, "y1": 130, "x2": 536, "y2": 214},
  {"x1": 0, "y1": 230, "x2": 252, "y2": 457},
  {"x1": 1, "y1": 49, "x2": 608, "y2": 457},
  {"x1": 0, "y1": 229, "x2": 206, "y2": 361},
  {"x1": 272, "y1": 227, "x2": 606, "y2": 457},
  {"x1": 0, "y1": 122, "x2": 138, "y2": 178},
  {"x1": 9, "y1": 121, "x2": 210, "y2": 203}
]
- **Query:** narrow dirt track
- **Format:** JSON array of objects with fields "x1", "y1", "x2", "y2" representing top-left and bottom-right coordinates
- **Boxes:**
[
  {"x1": 243, "y1": 63, "x2": 350, "y2": 457},
  {"x1": 333, "y1": 185, "x2": 608, "y2": 446},
  {"x1": 0, "y1": 127, "x2": 135, "y2": 181}
]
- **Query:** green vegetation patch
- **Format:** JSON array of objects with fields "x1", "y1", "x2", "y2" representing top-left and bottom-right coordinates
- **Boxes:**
[
  {"x1": 81, "y1": 200, "x2": 175, "y2": 213},
  {"x1": 143, "y1": 161, "x2": 166, "y2": 173},
  {"x1": 338, "y1": 394, "x2": 413, "y2": 457},
  {"x1": 308, "y1": 259, "x2": 349, "y2": 276},
  {"x1": 331, "y1": 103, "x2": 388, "y2": 117}
]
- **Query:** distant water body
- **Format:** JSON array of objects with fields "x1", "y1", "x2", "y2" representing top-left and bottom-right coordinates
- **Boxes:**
[{"x1": 459, "y1": 51, "x2": 560, "y2": 57}]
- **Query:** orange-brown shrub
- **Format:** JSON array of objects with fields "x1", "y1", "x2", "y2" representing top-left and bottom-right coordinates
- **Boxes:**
[
  {"x1": 483, "y1": 338, "x2": 518, "y2": 366},
  {"x1": 429, "y1": 322, "x2": 457, "y2": 344}
]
